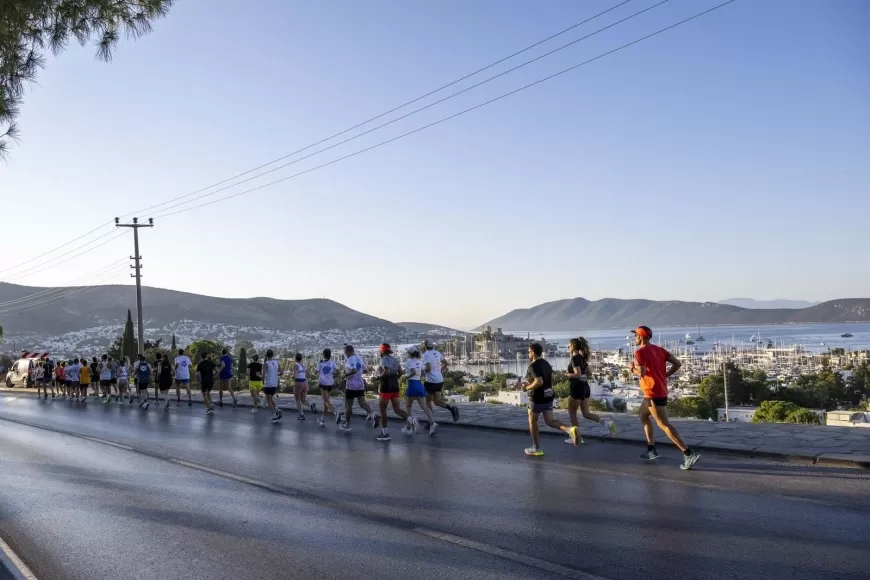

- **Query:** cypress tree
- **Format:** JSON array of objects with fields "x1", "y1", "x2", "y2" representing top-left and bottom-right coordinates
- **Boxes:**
[
  {"x1": 237, "y1": 347, "x2": 248, "y2": 381},
  {"x1": 122, "y1": 309, "x2": 137, "y2": 360},
  {"x1": 171, "y1": 334, "x2": 177, "y2": 352}
]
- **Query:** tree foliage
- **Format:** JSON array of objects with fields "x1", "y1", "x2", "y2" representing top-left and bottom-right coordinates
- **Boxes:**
[
  {"x1": 611, "y1": 397, "x2": 627, "y2": 413},
  {"x1": 185, "y1": 339, "x2": 226, "y2": 363},
  {"x1": 668, "y1": 396, "x2": 713, "y2": 419},
  {"x1": 752, "y1": 400, "x2": 821, "y2": 424},
  {"x1": 237, "y1": 347, "x2": 247, "y2": 381},
  {"x1": 0, "y1": 0, "x2": 174, "y2": 157},
  {"x1": 121, "y1": 309, "x2": 137, "y2": 361}
]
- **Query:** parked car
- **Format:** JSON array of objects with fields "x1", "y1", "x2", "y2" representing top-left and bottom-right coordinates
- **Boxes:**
[{"x1": 5, "y1": 358, "x2": 36, "y2": 388}]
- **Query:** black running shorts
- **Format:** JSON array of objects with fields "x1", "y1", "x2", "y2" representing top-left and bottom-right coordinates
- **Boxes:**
[
  {"x1": 424, "y1": 382, "x2": 443, "y2": 395},
  {"x1": 570, "y1": 381, "x2": 591, "y2": 400}
]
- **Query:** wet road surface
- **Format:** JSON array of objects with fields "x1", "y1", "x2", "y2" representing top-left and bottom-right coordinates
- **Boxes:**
[{"x1": 0, "y1": 393, "x2": 868, "y2": 580}]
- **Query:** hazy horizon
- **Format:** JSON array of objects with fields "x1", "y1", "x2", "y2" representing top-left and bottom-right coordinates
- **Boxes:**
[{"x1": 2, "y1": 0, "x2": 867, "y2": 328}]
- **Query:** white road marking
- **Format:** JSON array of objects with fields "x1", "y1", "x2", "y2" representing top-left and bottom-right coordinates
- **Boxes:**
[
  {"x1": 413, "y1": 527, "x2": 612, "y2": 580},
  {"x1": 80, "y1": 436, "x2": 134, "y2": 451},
  {"x1": 0, "y1": 535, "x2": 40, "y2": 580},
  {"x1": 168, "y1": 459, "x2": 287, "y2": 493}
]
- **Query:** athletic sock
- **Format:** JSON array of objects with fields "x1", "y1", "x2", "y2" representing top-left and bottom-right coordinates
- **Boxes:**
[
  {"x1": 647, "y1": 445, "x2": 656, "y2": 452},
  {"x1": 382, "y1": 428, "x2": 388, "y2": 435},
  {"x1": 683, "y1": 448, "x2": 693, "y2": 456}
]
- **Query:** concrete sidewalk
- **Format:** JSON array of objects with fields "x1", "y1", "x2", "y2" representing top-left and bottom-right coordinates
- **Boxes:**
[{"x1": 5, "y1": 386, "x2": 869, "y2": 467}]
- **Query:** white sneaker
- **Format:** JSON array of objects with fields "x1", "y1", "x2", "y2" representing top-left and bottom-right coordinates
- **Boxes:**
[
  {"x1": 251, "y1": 407, "x2": 259, "y2": 414},
  {"x1": 429, "y1": 422, "x2": 438, "y2": 436},
  {"x1": 605, "y1": 419, "x2": 618, "y2": 436},
  {"x1": 317, "y1": 418, "x2": 325, "y2": 427},
  {"x1": 401, "y1": 425, "x2": 414, "y2": 435},
  {"x1": 339, "y1": 422, "x2": 351, "y2": 432}
]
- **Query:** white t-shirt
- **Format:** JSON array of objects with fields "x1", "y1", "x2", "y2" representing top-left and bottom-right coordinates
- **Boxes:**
[
  {"x1": 98, "y1": 361, "x2": 112, "y2": 381},
  {"x1": 422, "y1": 349, "x2": 444, "y2": 383},
  {"x1": 344, "y1": 354, "x2": 365, "y2": 390},
  {"x1": 316, "y1": 360, "x2": 336, "y2": 386},
  {"x1": 264, "y1": 359, "x2": 280, "y2": 388},
  {"x1": 118, "y1": 364, "x2": 129, "y2": 379},
  {"x1": 68, "y1": 363, "x2": 81, "y2": 383},
  {"x1": 295, "y1": 362, "x2": 307, "y2": 381},
  {"x1": 175, "y1": 356, "x2": 192, "y2": 380},
  {"x1": 405, "y1": 358, "x2": 423, "y2": 381}
]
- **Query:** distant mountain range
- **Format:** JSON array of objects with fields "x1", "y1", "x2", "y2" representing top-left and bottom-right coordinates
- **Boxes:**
[
  {"x1": 479, "y1": 298, "x2": 870, "y2": 331},
  {"x1": 0, "y1": 283, "x2": 396, "y2": 335},
  {"x1": 718, "y1": 298, "x2": 819, "y2": 309}
]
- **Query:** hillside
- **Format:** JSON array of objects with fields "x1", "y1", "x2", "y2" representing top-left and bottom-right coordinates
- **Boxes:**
[
  {"x1": 719, "y1": 298, "x2": 819, "y2": 309},
  {"x1": 397, "y1": 322, "x2": 463, "y2": 334},
  {"x1": 478, "y1": 298, "x2": 870, "y2": 331},
  {"x1": 0, "y1": 282, "x2": 397, "y2": 335}
]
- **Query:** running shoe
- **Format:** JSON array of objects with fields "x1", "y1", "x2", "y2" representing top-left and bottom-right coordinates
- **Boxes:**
[
  {"x1": 188, "y1": 399, "x2": 192, "y2": 407},
  {"x1": 450, "y1": 405, "x2": 459, "y2": 422},
  {"x1": 205, "y1": 408, "x2": 214, "y2": 416},
  {"x1": 251, "y1": 407, "x2": 259, "y2": 414},
  {"x1": 377, "y1": 432, "x2": 391, "y2": 442},
  {"x1": 218, "y1": 401, "x2": 223, "y2": 408},
  {"x1": 680, "y1": 452, "x2": 701, "y2": 471},
  {"x1": 401, "y1": 425, "x2": 414, "y2": 435},
  {"x1": 176, "y1": 398, "x2": 181, "y2": 404},
  {"x1": 143, "y1": 402, "x2": 150, "y2": 410},
  {"x1": 412, "y1": 417, "x2": 420, "y2": 434},
  {"x1": 371, "y1": 415, "x2": 380, "y2": 429},
  {"x1": 568, "y1": 426, "x2": 580, "y2": 447},
  {"x1": 277, "y1": 409, "x2": 283, "y2": 419},
  {"x1": 429, "y1": 422, "x2": 438, "y2": 437},
  {"x1": 640, "y1": 449, "x2": 660, "y2": 461},
  {"x1": 339, "y1": 422, "x2": 351, "y2": 432},
  {"x1": 232, "y1": 399, "x2": 238, "y2": 408},
  {"x1": 564, "y1": 436, "x2": 585, "y2": 445},
  {"x1": 309, "y1": 402, "x2": 317, "y2": 414},
  {"x1": 365, "y1": 413, "x2": 375, "y2": 425},
  {"x1": 297, "y1": 414, "x2": 305, "y2": 421},
  {"x1": 317, "y1": 418, "x2": 325, "y2": 427},
  {"x1": 164, "y1": 401, "x2": 170, "y2": 411},
  {"x1": 270, "y1": 414, "x2": 281, "y2": 423},
  {"x1": 606, "y1": 419, "x2": 618, "y2": 436},
  {"x1": 524, "y1": 446, "x2": 544, "y2": 456},
  {"x1": 335, "y1": 411, "x2": 344, "y2": 424}
]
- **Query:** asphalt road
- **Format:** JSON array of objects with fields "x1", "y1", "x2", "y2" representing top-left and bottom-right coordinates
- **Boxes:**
[{"x1": 0, "y1": 393, "x2": 868, "y2": 580}]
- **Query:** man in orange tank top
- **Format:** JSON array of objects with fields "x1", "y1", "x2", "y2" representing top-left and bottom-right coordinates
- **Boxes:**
[{"x1": 629, "y1": 326, "x2": 700, "y2": 471}]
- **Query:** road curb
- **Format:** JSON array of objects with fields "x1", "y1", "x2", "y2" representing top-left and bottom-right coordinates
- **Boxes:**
[
  {"x1": 0, "y1": 536, "x2": 38, "y2": 580},
  {"x1": 2, "y1": 388, "x2": 868, "y2": 469}
]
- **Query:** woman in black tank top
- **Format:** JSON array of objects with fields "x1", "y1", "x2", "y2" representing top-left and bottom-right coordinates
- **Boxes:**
[{"x1": 565, "y1": 337, "x2": 616, "y2": 442}]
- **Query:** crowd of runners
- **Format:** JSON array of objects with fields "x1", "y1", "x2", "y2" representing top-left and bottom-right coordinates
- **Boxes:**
[{"x1": 16, "y1": 326, "x2": 701, "y2": 469}]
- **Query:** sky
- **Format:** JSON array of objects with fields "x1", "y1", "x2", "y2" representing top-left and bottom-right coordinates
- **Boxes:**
[{"x1": 1, "y1": 0, "x2": 868, "y2": 329}]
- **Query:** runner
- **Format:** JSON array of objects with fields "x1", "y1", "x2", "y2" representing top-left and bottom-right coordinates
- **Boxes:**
[
  {"x1": 629, "y1": 326, "x2": 700, "y2": 470},
  {"x1": 43, "y1": 358, "x2": 56, "y2": 399},
  {"x1": 54, "y1": 361, "x2": 64, "y2": 398},
  {"x1": 89, "y1": 357, "x2": 99, "y2": 397},
  {"x1": 98, "y1": 354, "x2": 112, "y2": 402},
  {"x1": 156, "y1": 353, "x2": 174, "y2": 410},
  {"x1": 518, "y1": 343, "x2": 579, "y2": 456},
  {"x1": 402, "y1": 346, "x2": 438, "y2": 436},
  {"x1": 293, "y1": 352, "x2": 311, "y2": 420},
  {"x1": 174, "y1": 348, "x2": 193, "y2": 406},
  {"x1": 340, "y1": 344, "x2": 375, "y2": 431},
  {"x1": 315, "y1": 349, "x2": 336, "y2": 427},
  {"x1": 33, "y1": 362, "x2": 46, "y2": 399},
  {"x1": 247, "y1": 354, "x2": 264, "y2": 414},
  {"x1": 422, "y1": 339, "x2": 459, "y2": 423},
  {"x1": 196, "y1": 352, "x2": 217, "y2": 415},
  {"x1": 68, "y1": 358, "x2": 82, "y2": 403},
  {"x1": 117, "y1": 356, "x2": 131, "y2": 405},
  {"x1": 78, "y1": 356, "x2": 90, "y2": 403},
  {"x1": 217, "y1": 348, "x2": 237, "y2": 408},
  {"x1": 263, "y1": 349, "x2": 282, "y2": 423},
  {"x1": 107, "y1": 356, "x2": 118, "y2": 401},
  {"x1": 374, "y1": 344, "x2": 408, "y2": 441},
  {"x1": 135, "y1": 354, "x2": 153, "y2": 409},
  {"x1": 565, "y1": 337, "x2": 617, "y2": 444}
]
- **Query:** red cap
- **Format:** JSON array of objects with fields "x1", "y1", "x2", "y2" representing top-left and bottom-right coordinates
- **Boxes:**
[
  {"x1": 379, "y1": 343, "x2": 392, "y2": 354},
  {"x1": 632, "y1": 326, "x2": 652, "y2": 340}
]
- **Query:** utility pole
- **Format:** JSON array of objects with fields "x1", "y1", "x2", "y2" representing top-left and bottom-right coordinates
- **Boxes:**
[
  {"x1": 723, "y1": 360, "x2": 730, "y2": 422},
  {"x1": 115, "y1": 217, "x2": 153, "y2": 356}
]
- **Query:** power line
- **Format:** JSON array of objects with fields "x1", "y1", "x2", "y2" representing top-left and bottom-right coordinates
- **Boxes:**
[
  {"x1": 1, "y1": 230, "x2": 129, "y2": 282},
  {"x1": 145, "y1": 0, "x2": 671, "y2": 219},
  {"x1": 0, "y1": 258, "x2": 129, "y2": 307},
  {"x1": 123, "y1": 0, "x2": 634, "y2": 219},
  {"x1": 0, "y1": 265, "x2": 130, "y2": 315},
  {"x1": 0, "y1": 220, "x2": 115, "y2": 277},
  {"x1": 153, "y1": 0, "x2": 738, "y2": 220}
]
